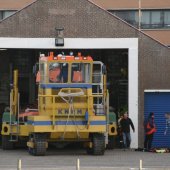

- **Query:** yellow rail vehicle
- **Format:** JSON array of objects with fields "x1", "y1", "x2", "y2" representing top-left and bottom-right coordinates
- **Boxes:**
[{"x1": 1, "y1": 52, "x2": 112, "y2": 156}]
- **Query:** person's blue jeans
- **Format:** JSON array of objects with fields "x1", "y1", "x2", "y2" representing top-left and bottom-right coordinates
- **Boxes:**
[{"x1": 122, "y1": 132, "x2": 131, "y2": 148}]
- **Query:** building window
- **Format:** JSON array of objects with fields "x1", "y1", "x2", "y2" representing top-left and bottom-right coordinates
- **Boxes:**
[
  {"x1": 0, "y1": 10, "x2": 16, "y2": 20},
  {"x1": 151, "y1": 11, "x2": 162, "y2": 27},
  {"x1": 0, "y1": 11, "x2": 3, "y2": 20},
  {"x1": 141, "y1": 11, "x2": 150, "y2": 28},
  {"x1": 141, "y1": 10, "x2": 170, "y2": 29},
  {"x1": 164, "y1": 11, "x2": 170, "y2": 28},
  {"x1": 109, "y1": 10, "x2": 170, "y2": 29},
  {"x1": 110, "y1": 10, "x2": 138, "y2": 28}
]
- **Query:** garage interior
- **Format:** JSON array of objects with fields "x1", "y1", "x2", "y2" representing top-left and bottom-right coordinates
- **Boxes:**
[{"x1": 0, "y1": 49, "x2": 128, "y2": 117}]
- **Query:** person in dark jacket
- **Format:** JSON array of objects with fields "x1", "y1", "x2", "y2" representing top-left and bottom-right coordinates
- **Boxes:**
[
  {"x1": 144, "y1": 112, "x2": 156, "y2": 151},
  {"x1": 164, "y1": 113, "x2": 170, "y2": 135},
  {"x1": 120, "y1": 112, "x2": 135, "y2": 148}
]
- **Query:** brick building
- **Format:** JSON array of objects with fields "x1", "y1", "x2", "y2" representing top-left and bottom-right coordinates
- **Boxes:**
[{"x1": 1, "y1": 0, "x2": 170, "y2": 47}]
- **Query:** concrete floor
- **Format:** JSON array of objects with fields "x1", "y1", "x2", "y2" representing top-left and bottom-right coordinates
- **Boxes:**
[{"x1": 0, "y1": 147, "x2": 170, "y2": 170}]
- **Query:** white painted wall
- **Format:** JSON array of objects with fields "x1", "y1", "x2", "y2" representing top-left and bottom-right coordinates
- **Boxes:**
[
  {"x1": 129, "y1": 47, "x2": 138, "y2": 148},
  {"x1": 0, "y1": 37, "x2": 139, "y2": 148}
]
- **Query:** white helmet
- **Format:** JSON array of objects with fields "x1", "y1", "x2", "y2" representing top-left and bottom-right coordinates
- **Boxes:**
[
  {"x1": 52, "y1": 63, "x2": 60, "y2": 67},
  {"x1": 50, "y1": 63, "x2": 60, "y2": 70}
]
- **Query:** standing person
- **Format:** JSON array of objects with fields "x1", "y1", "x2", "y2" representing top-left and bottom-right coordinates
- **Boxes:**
[
  {"x1": 118, "y1": 115, "x2": 123, "y2": 127},
  {"x1": 120, "y1": 112, "x2": 135, "y2": 149},
  {"x1": 144, "y1": 112, "x2": 156, "y2": 151},
  {"x1": 164, "y1": 113, "x2": 170, "y2": 135},
  {"x1": 117, "y1": 115, "x2": 123, "y2": 148}
]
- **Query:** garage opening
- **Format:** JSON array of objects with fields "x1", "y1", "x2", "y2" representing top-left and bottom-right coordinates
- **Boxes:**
[
  {"x1": 0, "y1": 38, "x2": 138, "y2": 148},
  {"x1": 0, "y1": 49, "x2": 128, "y2": 116}
]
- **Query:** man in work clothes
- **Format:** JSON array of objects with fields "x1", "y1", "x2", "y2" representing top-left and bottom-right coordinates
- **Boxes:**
[
  {"x1": 120, "y1": 112, "x2": 135, "y2": 149},
  {"x1": 144, "y1": 112, "x2": 156, "y2": 151}
]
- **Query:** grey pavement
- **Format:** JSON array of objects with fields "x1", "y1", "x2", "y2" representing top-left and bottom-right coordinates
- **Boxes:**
[{"x1": 0, "y1": 147, "x2": 170, "y2": 170}]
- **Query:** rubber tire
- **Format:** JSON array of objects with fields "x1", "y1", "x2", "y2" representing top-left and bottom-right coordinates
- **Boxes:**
[
  {"x1": 2, "y1": 135, "x2": 14, "y2": 150},
  {"x1": 34, "y1": 140, "x2": 46, "y2": 156},
  {"x1": 107, "y1": 135, "x2": 115, "y2": 149},
  {"x1": 86, "y1": 147, "x2": 93, "y2": 155},
  {"x1": 92, "y1": 133, "x2": 105, "y2": 155},
  {"x1": 28, "y1": 133, "x2": 46, "y2": 156}
]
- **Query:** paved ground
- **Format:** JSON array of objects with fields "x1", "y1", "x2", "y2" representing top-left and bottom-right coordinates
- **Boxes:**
[{"x1": 0, "y1": 147, "x2": 170, "y2": 170}]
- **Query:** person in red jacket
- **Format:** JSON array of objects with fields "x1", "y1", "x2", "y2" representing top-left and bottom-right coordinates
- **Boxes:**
[{"x1": 144, "y1": 112, "x2": 156, "y2": 151}]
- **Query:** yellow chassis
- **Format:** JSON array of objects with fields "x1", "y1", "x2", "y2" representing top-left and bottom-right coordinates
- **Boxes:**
[{"x1": 2, "y1": 115, "x2": 106, "y2": 140}]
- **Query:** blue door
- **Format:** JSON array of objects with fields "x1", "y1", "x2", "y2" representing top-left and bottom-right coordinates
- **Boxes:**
[{"x1": 144, "y1": 92, "x2": 170, "y2": 148}]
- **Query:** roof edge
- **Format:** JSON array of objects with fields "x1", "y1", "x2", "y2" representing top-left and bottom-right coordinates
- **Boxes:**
[{"x1": 0, "y1": 0, "x2": 169, "y2": 50}]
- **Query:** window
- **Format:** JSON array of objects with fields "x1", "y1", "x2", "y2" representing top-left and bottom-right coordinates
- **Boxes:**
[
  {"x1": 141, "y1": 10, "x2": 170, "y2": 29},
  {"x1": 40, "y1": 63, "x2": 47, "y2": 83},
  {"x1": 49, "y1": 63, "x2": 68, "y2": 83},
  {"x1": 164, "y1": 11, "x2": 170, "y2": 28},
  {"x1": 109, "y1": 10, "x2": 170, "y2": 29},
  {"x1": 109, "y1": 10, "x2": 138, "y2": 27},
  {"x1": 0, "y1": 11, "x2": 3, "y2": 20},
  {"x1": 92, "y1": 62, "x2": 103, "y2": 94},
  {"x1": 0, "y1": 10, "x2": 16, "y2": 20},
  {"x1": 71, "y1": 63, "x2": 91, "y2": 83},
  {"x1": 141, "y1": 11, "x2": 150, "y2": 28},
  {"x1": 92, "y1": 63, "x2": 102, "y2": 83},
  {"x1": 151, "y1": 11, "x2": 161, "y2": 26}
]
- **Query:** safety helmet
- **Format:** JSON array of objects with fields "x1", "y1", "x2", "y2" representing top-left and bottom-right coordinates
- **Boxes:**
[
  {"x1": 52, "y1": 63, "x2": 60, "y2": 67},
  {"x1": 50, "y1": 63, "x2": 60, "y2": 70}
]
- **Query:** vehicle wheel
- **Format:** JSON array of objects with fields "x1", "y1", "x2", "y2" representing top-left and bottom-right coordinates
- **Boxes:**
[
  {"x1": 92, "y1": 133, "x2": 105, "y2": 155},
  {"x1": 28, "y1": 147, "x2": 35, "y2": 155},
  {"x1": 28, "y1": 133, "x2": 47, "y2": 156},
  {"x1": 2, "y1": 135, "x2": 14, "y2": 150},
  {"x1": 107, "y1": 135, "x2": 115, "y2": 149},
  {"x1": 86, "y1": 147, "x2": 93, "y2": 155}
]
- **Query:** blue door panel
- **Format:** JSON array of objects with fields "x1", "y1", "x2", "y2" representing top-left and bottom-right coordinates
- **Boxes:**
[{"x1": 144, "y1": 92, "x2": 170, "y2": 148}]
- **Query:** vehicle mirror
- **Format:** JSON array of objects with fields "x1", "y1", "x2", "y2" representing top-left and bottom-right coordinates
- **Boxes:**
[
  {"x1": 33, "y1": 63, "x2": 39, "y2": 76},
  {"x1": 102, "y1": 65, "x2": 107, "y2": 74}
]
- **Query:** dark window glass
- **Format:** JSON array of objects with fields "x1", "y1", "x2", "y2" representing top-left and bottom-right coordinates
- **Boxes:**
[
  {"x1": 3, "y1": 11, "x2": 16, "y2": 18},
  {"x1": 49, "y1": 63, "x2": 68, "y2": 83},
  {"x1": 110, "y1": 10, "x2": 138, "y2": 27},
  {"x1": 151, "y1": 11, "x2": 162, "y2": 28},
  {"x1": 0, "y1": 10, "x2": 16, "y2": 20},
  {"x1": 141, "y1": 10, "x2": 163, "y2": 29},
  {"x1": 141, "y1": 11, "x2": 150, "y2": 28},
  {"x1": 109, "y1": 10, "x2": 170, "y2": 29},
  {"x1": 0, "y1": 11, "x2": 3, "y2": 20},
  {"x1": 164, "y1": 11, "x2": 170, "y2": 28},
  {"x1": 71, "y1": 63, "x2": 91, "y2": 83}
]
